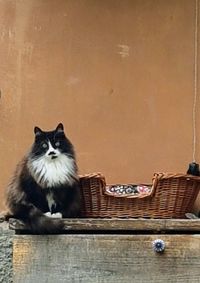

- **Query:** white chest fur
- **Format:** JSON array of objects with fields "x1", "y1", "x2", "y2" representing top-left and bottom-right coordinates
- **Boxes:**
[{"x1": 28, "y1": 154, "x2": 76, "y2": 188}]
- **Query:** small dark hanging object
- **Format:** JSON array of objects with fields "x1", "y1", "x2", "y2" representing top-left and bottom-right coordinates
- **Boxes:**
[{"x1": 187, "y1": 162, "x2": 200, "y2": 176}]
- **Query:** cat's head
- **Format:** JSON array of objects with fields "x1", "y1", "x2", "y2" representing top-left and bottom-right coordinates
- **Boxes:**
[{"x1": 30, "y1": 123, "x2": 75, "y2": 161}]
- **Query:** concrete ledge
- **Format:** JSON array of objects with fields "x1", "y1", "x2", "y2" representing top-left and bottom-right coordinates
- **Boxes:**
[{"x1": 0, "y1": 220, "x2": 14, "y2": 283}]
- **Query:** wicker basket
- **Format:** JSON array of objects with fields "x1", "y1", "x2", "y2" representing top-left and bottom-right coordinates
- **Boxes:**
[{"x1": 79, "y1": 172, "x2": 200, "y2": 218}]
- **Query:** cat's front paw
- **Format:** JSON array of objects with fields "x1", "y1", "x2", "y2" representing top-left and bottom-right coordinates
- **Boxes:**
[
  {"x1": 44, "y1": 212, "x2": 62, "y2": 218},
  {"x1": 51, "y1": 212, "x2": 62, "y2": 218},
  {"x1": 44, "y1": 212, "x2": 51, "y2": 217}
]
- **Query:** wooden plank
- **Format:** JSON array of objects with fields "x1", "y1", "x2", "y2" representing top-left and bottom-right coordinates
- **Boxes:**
[
  {"x1": 9, "y1": 218, "x2": 200, "y2": 232},
  {"x1": 13, "y1": 234, "x2": 200, "y2": 283}
]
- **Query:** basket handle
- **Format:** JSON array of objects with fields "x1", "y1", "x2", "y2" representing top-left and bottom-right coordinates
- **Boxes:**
[{"x1": 79, "y1": 173, "x2": 106, "y2": 190}]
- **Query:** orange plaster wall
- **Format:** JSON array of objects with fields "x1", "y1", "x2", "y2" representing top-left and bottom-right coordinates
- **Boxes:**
[{"x1": 0, "y1": 0, "x2": 199, "y2": 210}]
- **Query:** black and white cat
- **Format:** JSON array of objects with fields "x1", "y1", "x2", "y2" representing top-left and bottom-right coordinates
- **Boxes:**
[{"x1": 6, "y1": 123, "x2": 81, "y2": 233}]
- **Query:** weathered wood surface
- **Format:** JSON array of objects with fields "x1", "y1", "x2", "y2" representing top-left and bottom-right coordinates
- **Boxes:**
[
  {"x1": 13, "y1": 234, "x2": 200, "y2": 283},
  {"x1": 9, "y1": 218, "x2": 200, "y2": 232}
]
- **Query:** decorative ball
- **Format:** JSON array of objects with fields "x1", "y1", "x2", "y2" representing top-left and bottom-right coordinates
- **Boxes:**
[{"x1": 152, "y1": 239, "x2": 165, "y2": 253}]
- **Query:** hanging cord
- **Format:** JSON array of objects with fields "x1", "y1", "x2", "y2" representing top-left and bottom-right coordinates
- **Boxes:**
[{"x1": 192, "y1": 0, "x2": 199, "y2": 162}]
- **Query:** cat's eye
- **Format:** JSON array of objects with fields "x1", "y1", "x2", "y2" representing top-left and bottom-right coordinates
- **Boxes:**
[
  {"x1": 41, "y1": 143, "x2": 48, "y2": 149},
  {"x1": 55, "y1": 141, "x2": 60, "y2": 147}
]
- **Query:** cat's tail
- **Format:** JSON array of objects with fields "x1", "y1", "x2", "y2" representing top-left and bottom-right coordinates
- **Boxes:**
[
  {"x1": 29, "y1": 210, "x2": 64, "y2": 234},
  {"x1": 18, "y1": 205, "x2": 64, "y2": 234}
]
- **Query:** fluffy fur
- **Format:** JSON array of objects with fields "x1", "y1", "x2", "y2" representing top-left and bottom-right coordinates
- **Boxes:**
[
  {"x1": 28, "y1": 152, "x2": 76, "y2": 188},
  {"x1": 6, "y1": 123, "x2": 81, "y2": 233}
]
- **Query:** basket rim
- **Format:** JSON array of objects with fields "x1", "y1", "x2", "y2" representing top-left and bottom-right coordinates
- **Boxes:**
[
  {"x1": 79, "y1": 172, "x2": 200, "y2": 199},
  {"x1": 153, "y1": 172, "x2": 200, "y2": 181},
  {"x1": 79, "y1": 172, "x2": 200, "y2": 183}
]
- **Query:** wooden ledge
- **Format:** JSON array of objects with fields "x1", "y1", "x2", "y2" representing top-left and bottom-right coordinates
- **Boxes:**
[{"x1": 9, "y1": 218, "x2": 200, "y2": 233}]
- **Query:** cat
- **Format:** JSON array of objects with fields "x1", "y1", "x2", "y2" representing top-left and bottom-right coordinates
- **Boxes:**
[{"x1": 5, "y1": 123, "x2": 81, "y2": 233}]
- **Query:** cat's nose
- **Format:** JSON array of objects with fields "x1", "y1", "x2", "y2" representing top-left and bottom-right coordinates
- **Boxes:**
[{"x1": 48, "y1": 151, "x2": 56, "y2": 156}]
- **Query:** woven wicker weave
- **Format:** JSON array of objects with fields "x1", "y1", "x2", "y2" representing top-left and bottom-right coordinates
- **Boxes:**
[{"x1": 79, "y1": 173, "x2": 200, "y2": 218}]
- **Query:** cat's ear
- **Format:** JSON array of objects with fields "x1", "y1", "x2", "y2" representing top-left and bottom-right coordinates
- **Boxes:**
[
  {"x1": 56, "y1": 123, "x2": 64, "y2": 133},
  {"x1": 34, "y1": 126, "x2": 43, "y2": 137}
]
